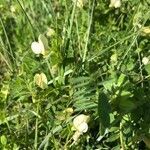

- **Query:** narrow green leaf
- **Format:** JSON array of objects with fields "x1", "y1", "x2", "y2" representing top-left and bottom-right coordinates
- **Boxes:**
[
  {"x1": 117, "y1": 73, "x2": 126, "y2": 87},
  {"x1": 98, "y1": 92, "x2": 111, "y2": 128},
  {"x1": 106, "y1": 133, "x2": 120, "y2": 142}
]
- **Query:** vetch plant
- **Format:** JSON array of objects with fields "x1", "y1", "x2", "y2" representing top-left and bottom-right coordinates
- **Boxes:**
[
  {"x1": 31, "y1": 34, "x2": 49, "y2": 55},
  {"x1": 72, "y1": 0, "x2": 86, "y2": 8},
  {"x1": 141, "y1": 26, "x2": 150, "y2": 36},
  {"x1": 72, "y1": 114, "x2": 90, "y2": 143},
  {"x1": 46, "y1": 28, "x2": 55, "y2": 37},
  {"x1": 1, "y1": 0, "x2": 150, "y2": 149},
  {"x1": 142, "y1": 57, "x2": 149, "y2": 65},
  {"x1": 109, "y1": 0, "x2": 121, "y2": 8},
  {"x1": 34, "y1": 72, "x2": 48, "y2": 89}
]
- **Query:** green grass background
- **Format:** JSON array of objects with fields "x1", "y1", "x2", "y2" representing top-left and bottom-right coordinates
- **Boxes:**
[{"x1": 0, "y1": 0, "x2": 150, "y2": 149}]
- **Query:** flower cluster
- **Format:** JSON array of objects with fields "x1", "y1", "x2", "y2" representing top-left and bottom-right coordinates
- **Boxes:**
[{"x1": 72, "y1": 114, "x2": 90, "y2": 143}]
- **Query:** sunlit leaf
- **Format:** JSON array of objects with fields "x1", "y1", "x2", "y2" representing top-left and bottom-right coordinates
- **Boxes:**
[{"x1": 1, "y1": 135, "x2": 7, "y2": 146}]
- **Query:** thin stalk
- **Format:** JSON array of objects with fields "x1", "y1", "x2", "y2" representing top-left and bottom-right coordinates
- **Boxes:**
[
  {"x1": 0, "y1": 17, "x2": 16, "y2": 66},
  {"x1": 88, "y1": 33, "x2": 136, "y2": 62},
  {"x1": 138, "y1": 52, "x2": 144, "y2": 87},
  {"x1": 75, "y1": 15, "x2": 82, "y2": 57},
  {"x1": 16, "y1": 0, "x2": 35, "y2": 40},
  {"x1": 0, "y1": 51, "x2": 13, "y2": 72},
  {"x1": 67, "y1": 0, "x2": 77, "y2": 39},
  {"x1": 82, "y1": 0, "x2": 95, "y2": 62},
  {"x1": 62, "y1": 0, "x2": 77, "y2": 57},
  {"x1": 34, "y1": 103, "x2": 39, "y2": 150},
  {"x1": 117, "y1": 10, "x2": 150, "y2": 70},
  {"x1": 117, "y1": 34, "x2": 139, "y2": 70},
  {"x1": 120, "y1": 121, "x2": 126, "y2": 150}
]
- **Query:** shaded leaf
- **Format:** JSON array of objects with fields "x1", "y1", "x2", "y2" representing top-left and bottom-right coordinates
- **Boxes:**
[{"x1": 98, "y1": 92, "x2": 111, "y2": 128}]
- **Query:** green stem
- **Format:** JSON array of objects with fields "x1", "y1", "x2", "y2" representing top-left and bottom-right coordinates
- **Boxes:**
[
  {"x1": 82, "y1": 0, "x2": 95, "y2": 63},
  {"x1": 16, "y1": 0, "x2": 35, "y2": 40},
  {"x1": 34, "y1": 103, "x2": 39, "y2": 150},
  {"x1": 0, "y1": 17, "x2": 16, "y2": 67},
  {"x1": 120, "y1": 121, "x2": 126, "y2": 150}
]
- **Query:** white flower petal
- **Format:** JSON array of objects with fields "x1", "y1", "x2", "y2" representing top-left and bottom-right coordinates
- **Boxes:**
[
  {"x1": 73, "y1": 114, "x2": 89, "y2": 130},
  {"x1": 142, "y1": 57, "x2": 149, "y2": 65},
  {"x1": 38, "y1": 41, "x2": 45, "y2": 55},
  {"x1": 72, "y1": 0, "x2": 86, "y2": 8},
  {"x1": 77, "y1": 122, "x2": 88, "y2": 133},
  {"x1": 109, "y1": 0, "x2": 121, "y2": 8},
  {"x1": 72, "y1": 131, "x2": 81, "y2": 142},
  {"x1": 38, "y1": 34, "x2": 48, "y2": 50},
  {"x1": 31, "y1": 42, "x2": 43, "y2": 54}
]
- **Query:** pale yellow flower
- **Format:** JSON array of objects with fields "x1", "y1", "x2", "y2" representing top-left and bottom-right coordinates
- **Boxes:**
[
  {"x1": 73, "y1": 114, "x2": 89, "y2": 131},
  {"x1": 1, "y1": 84, "x2": 9, "y2": 99},
  {"x1": 72, "y1": 131, "x2": 81, "y2": 142},
  {"x1": 31, "y1": 34, "x2": 48, "y2": 55},
  {"x1": 46, "y1": 28, "x2": 55, "y2": 37},
  {"x1": 10, "y1": 5, "x2": 16, "y2": 13},
  {"x1": 63, "y1": 108, "x2": 74, "y2": 114},
  {"x1": 72, "y1": 0, "x2": 86, "y2": 8},
  {"x1": 77, "y1": 122, "x2": 88, "y2": 133},
  {"x1": 141, "y1": 26, "x2": 150, "y2": 36},
  {"x1": 109, "y1": 0, "x2": 121, "y2": 8},
  {"x1": 110, "y1": 53, "x2": 117, "y2": 63},
  {"x1": 31, "y1": 42, "x2": 44, "y2": 54},
  {"x1": 34, "y1": 73, "x2": 48, "y2": 89},
  {"x1": 72, "y1": 114, "x2": 90, "y2": 143},
  {"x1": 142, "y1": 57, "x2": 149, "y2": 65}
]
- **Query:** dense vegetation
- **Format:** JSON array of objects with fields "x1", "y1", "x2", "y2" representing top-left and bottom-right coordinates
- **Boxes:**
[{"x1": 0, "y1": 0, "x2": 150, "y2": 149}]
